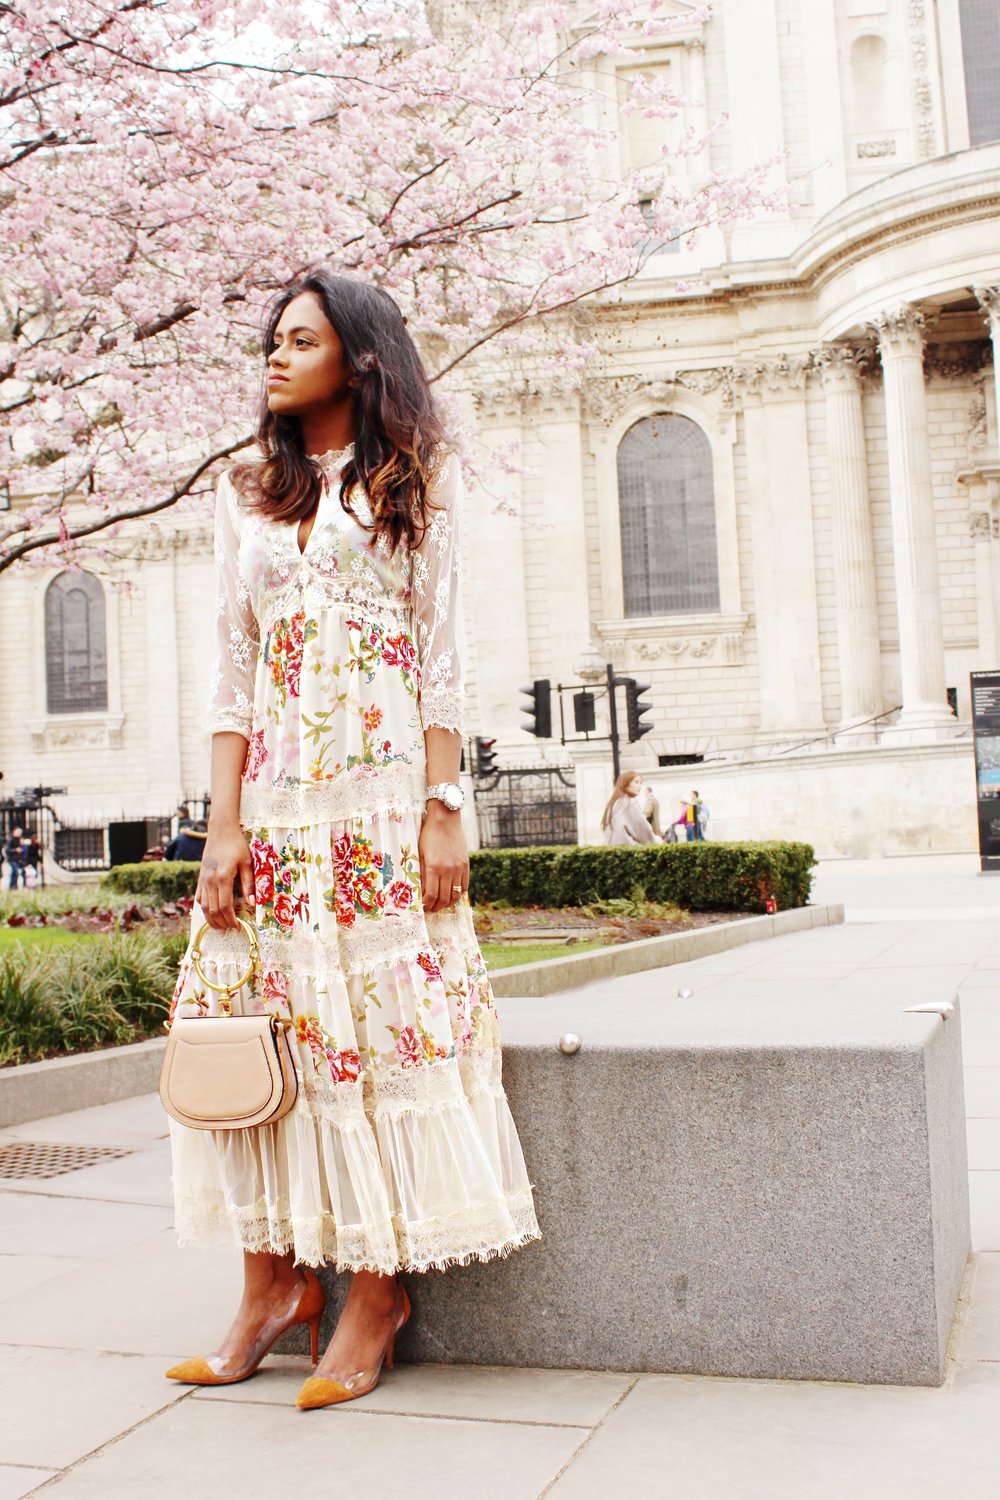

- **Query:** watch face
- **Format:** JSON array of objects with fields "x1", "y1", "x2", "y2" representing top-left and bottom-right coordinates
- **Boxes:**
[{"x1": 443, "y1": 786, "x2": 463, "y2": 810}]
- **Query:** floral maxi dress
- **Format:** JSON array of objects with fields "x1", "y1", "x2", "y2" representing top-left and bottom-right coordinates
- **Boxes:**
[{"x1": 168, "y1": 447, "x2": 541, "y2": 1272}]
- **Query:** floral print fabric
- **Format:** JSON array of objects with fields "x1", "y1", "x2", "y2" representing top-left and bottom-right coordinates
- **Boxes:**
[{"x1": 170, "y1": 448, "x2": 539, "y2": 1272}]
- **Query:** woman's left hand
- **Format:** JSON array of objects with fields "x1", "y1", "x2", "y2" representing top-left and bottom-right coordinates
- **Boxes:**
[{"x1": 419, "y1": 804, "x2": 470, "y2": 912}]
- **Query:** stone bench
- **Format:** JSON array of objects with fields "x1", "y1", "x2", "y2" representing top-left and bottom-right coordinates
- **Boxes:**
[{"x1": 304, "y1": 984, "x2": 970, "y2": 1387}]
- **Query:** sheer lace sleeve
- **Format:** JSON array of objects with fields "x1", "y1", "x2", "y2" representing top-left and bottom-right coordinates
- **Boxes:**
[
  {"x1": 410, "y1": 453, "x2": 466, "y2": 735},
  {"x1": 206, "y1": 472, "x2": 259, "y2": 739}
]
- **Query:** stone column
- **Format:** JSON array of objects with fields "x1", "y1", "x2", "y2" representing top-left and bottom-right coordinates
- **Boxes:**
[
  {"x1": 466, "y1": 392, "x2": 532, "y2": 744},
  {"x1": 869, "y1": 306, "x2": 955, "y2": 740},
  {"x1": 739, "y1": 357, "x2": 825, "y2": 737},
  {"x1": 534, "y1": 381, "x2": 590, "y2": 685},
  {"x1": 815, "y1": 345, "x2": 883, "y2": 737},
  {"x1": 144, "y1": 542, "x2": 184, "y2": 802},
  {"x1": 958, "y1": 467, "x2": 1000, "y2": 665}
]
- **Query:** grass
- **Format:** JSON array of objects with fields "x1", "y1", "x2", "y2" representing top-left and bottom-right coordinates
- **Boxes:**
[
  {"x1": 481, "y1": 938, "x2": 608, "y2": 969},
  {"x1": 0, "y1": 927, "x2": 95, "y2": 951},
  {"x1": 0, "y1": 883, "x2": 119, "y2": 918}
]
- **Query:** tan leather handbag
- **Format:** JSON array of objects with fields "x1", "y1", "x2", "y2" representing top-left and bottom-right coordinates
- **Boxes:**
[{"x1": 159, "y1": 917, "x2": 299, "y2": 1132}]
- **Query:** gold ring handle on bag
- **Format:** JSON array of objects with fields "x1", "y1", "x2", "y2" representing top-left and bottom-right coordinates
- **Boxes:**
[{"x1": 191, "y1": 917, "x2": 260, "y2": 1017}]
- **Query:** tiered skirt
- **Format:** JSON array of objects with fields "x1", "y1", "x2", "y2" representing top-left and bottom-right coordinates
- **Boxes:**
[{"x1": 167, "y1": 806, "x2": 540, "y2": 1272}]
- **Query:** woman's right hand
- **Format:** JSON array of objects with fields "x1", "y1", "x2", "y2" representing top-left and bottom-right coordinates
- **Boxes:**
[{"x1": 195, "y1": 819, "x2": 255, "y2": 931}]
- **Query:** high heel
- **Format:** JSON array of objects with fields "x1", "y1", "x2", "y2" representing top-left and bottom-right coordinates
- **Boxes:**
[
  {"x1": 166, "y1": 1269, "x2": 326, "y2": 1387},
  {"x1": 296, "y1": 1286, "x2": 411, "y2": 1410}
]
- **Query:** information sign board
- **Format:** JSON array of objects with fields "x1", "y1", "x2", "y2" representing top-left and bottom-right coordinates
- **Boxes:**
[{"x1": 971, "y1": 670, "x2": 1000, "y2": 870}]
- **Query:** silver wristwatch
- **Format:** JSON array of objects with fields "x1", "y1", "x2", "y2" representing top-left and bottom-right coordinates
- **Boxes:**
[{"x1": 426, "y1": 781, "x2": 465, "y2": 812}]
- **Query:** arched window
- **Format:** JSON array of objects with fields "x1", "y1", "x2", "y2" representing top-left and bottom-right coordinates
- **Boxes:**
[
  {"x1": 45, "y1": 571, "x2": 108, "y2": 713},
  {"x1": 617, "y1": 414, "x2": 720, "y2": 616}
]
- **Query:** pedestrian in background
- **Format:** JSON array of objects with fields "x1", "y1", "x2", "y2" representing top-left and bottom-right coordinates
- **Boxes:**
[
  {"x1": 20, "y1": 833, "x2": 41, "y2": 888},
  {"x1": 601, "y1": 772, "x2": 661, "y2": 845},
  {"x1": 2, "y1": 826, "x2": 25, "y2": 890},
  {"x1": 641, "y1": 783, "x2": 662, "y2": 838}
]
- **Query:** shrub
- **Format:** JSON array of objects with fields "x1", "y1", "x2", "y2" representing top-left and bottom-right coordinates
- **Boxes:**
[
  {"x1": 0, "y1": 931, "x2": 176, "y2": 1067},
  {"x1": 100, "y1": 843, "x2": 815, "y2": 914},
  {"x1": 468, "y1": 841, "x2": 815, "y2": 913},
  {"x1": 100, "y1": 862, "x2": 201, "y2": 900}
]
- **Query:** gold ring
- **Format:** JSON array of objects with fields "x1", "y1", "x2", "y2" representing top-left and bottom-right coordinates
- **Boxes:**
[{"x1": 191, "y1": 917, "x2": 259, "y2": 994}]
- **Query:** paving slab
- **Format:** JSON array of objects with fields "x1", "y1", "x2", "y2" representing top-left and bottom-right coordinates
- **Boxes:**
[
  {"x1": 545, "y1": 1363, "x2": 1000, "y2": 1500},
  {"x1": 965, "y1": 1119, "x2": 1000, "y2": 1171},
  {"x1": 194, "y1": 1358, "x2": 634, "y2": 1427},
  {"x1": 962, "y1": 1067, "x2": 1000, "y2": 1117},
  {"x1": 2, "y1": 1142, "x2": 173, "y2": 1207},
  {"x1": 0, "y1": 1255, "x2": 86, "y2": 1299},
  {"x1": 0, "y1": 1192, "x2": 172, "y2": 1261},
  {"x1": 952, "y1": 1254, "x2": 1000, "y2": 1362},
  {"x1": 0, "y1": 1346, "x2": 187, "y2": 1470},
  {"x1": 35, "y1": 1391, "x2": 583, "y2": 1500},
  {"x1": 0, "y1": 1093, "x2": 168, "y2": 1149},
  {"x1": 0, "y1": 1466, "x2": 57, "y2": 1500},
  {"x1": 0, "y1": 1231, "x2": 237, "y2": 1357},
  {"x1": 969, "y1": 1171, "x2": 1000, "y2": 1251}
]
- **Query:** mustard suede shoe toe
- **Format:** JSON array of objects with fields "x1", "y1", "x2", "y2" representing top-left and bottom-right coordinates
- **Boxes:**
[
  {"x1": 165, "y1": 1356, "x2": 224, "y2": 1385},
  {"x1": 295, "y1": 1375, "x2": 357, "y2": 1410}
]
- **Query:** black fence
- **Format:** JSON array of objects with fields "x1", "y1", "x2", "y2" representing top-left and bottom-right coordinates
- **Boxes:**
[
  {"x1": 472, "y1": 767, "x2": 577, "y2": 848},
  {"x1": 1, "y1": 793, "x2": 212, "y2": 879}
]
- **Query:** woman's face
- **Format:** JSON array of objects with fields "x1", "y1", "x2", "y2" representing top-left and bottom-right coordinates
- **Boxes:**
[
  {"x1": 625, "y1": 776, "x2": 641, "y2": 797},
  {"x1": 266, "y1": 292, "x2": 354, "y2": 421}
]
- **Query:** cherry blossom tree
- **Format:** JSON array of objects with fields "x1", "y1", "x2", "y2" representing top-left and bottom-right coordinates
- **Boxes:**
[{"x1": 0, "y1": 0, "x2": 780, "y2": 572}]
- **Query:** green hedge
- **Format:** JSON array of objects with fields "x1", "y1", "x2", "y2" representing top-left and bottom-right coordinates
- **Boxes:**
[
  {"x1": 100, "y1": 862, "x2": 201, "y2": 900},
  {"x1": 102, "y1": 842, "x2": 815, "y2": 914},
  {"x1": 467, "y1": 842, "x2": 815, "y2": 913}
]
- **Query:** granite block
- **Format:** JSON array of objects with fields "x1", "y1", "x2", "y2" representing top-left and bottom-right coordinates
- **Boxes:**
[{"x1": 301, "y1": 986, "x2": 970, "y2": 1386}]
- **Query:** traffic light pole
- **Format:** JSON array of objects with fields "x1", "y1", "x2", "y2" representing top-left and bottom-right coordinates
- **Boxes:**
[{"x1": 606, "y1": 661, "x2": 622, "y2": 781}]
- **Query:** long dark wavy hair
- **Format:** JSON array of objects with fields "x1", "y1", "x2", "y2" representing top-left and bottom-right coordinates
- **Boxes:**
[{"x1": 232, "y1": 272, "x2": 446, "y2": 552}]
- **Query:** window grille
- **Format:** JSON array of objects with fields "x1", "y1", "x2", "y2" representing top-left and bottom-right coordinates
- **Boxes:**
[
  {"x1": 960, "y1": 0, "x2": 1000, "y2": 145},
  {"x1": 617, "y1": 414, "x2": 720, "y2": 617},
  {"x1": 45, "y1": 571, "x2": 108, "y2": 713}
]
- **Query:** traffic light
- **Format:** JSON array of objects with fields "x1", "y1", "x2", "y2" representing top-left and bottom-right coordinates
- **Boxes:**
[
  {"x1": 624, "y1": 679, "x2": 654, "y2": 742},
  {"x1": 474, "y1": 735, "x2": 498, "y2": 776},
  {"x1": 519, "y1": 679, "x2": 552, "y2": 738},
  {"x1": 573, "y1": 690, "x2": 596, "y2": 733}
]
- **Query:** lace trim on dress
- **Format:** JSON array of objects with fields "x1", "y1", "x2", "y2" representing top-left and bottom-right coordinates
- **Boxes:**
[
  {"x1": 173, "y1": 1188, "x2": 540, "y2": 1273},
  {"x1": 394, "y1": 1188, "x2": 541, "y2": 1274},
  {"x1": 261, "y1": 573, "x2": 410, "y2": 636},
  {"x1": 173, "y1": 1193, "x2": 400, "y2": 1274},
  {"x1": 207, "y1": 709, "x2": 253, "y2": 738},
  {"x1": 419, "y1": 683, "x2": 465, "y2": 734},
  {"x1": 298, "y1": 1073, "x2": 368, "y2": 1129},
  {"x1": 457, "y1": 1047, "x2": 504, "y2": 1096},
  {"x1": 240, "y1": 762, "x2": 427, "y2": 829},
  {"x1": 175, "y1": 912, "x2": 484, "y2": 999},
  {"x1": 365, "y1": 1057, "x2": 467, "y2": 1120}
]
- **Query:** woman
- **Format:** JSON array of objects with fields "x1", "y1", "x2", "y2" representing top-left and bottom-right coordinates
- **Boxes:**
[
  {"x1": 600, "y1": 772, "x2": 660, "y2": 846},
  {"x1": 164, "y1": 273, "x2": 540, "y2": 1409}
]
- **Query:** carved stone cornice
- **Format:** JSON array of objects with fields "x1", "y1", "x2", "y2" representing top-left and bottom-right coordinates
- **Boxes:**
[
  {"x1": 598, "y1": 613, "x2": 749, "y2": 670},
  {"x1": 868, "y1": 305, "x2": 925, "y2": 359},
  {"x1": 583, "y1": 374, "x2": 681, "y2": 425},
  {"x1": 728, "y1": 354, "x2": 812, "y2": 403},
  {"x1": 923, "y1": 340, "x2": 992, "y2": 382}
]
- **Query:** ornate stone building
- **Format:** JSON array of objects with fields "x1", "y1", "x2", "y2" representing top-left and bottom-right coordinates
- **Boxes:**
[{"x1": 3, "y1": 0, "x2": 1000, "y2": 857}]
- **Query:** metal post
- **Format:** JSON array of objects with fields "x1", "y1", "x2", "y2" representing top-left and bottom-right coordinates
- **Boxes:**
[{"x1": 607, "y1": 662, "x2": 621, "y2": 781}]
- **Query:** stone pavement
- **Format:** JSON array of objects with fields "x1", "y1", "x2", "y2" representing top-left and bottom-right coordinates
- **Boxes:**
[{"x1": 0, "y1": 853, "x2": 997, "y2": 1500}]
